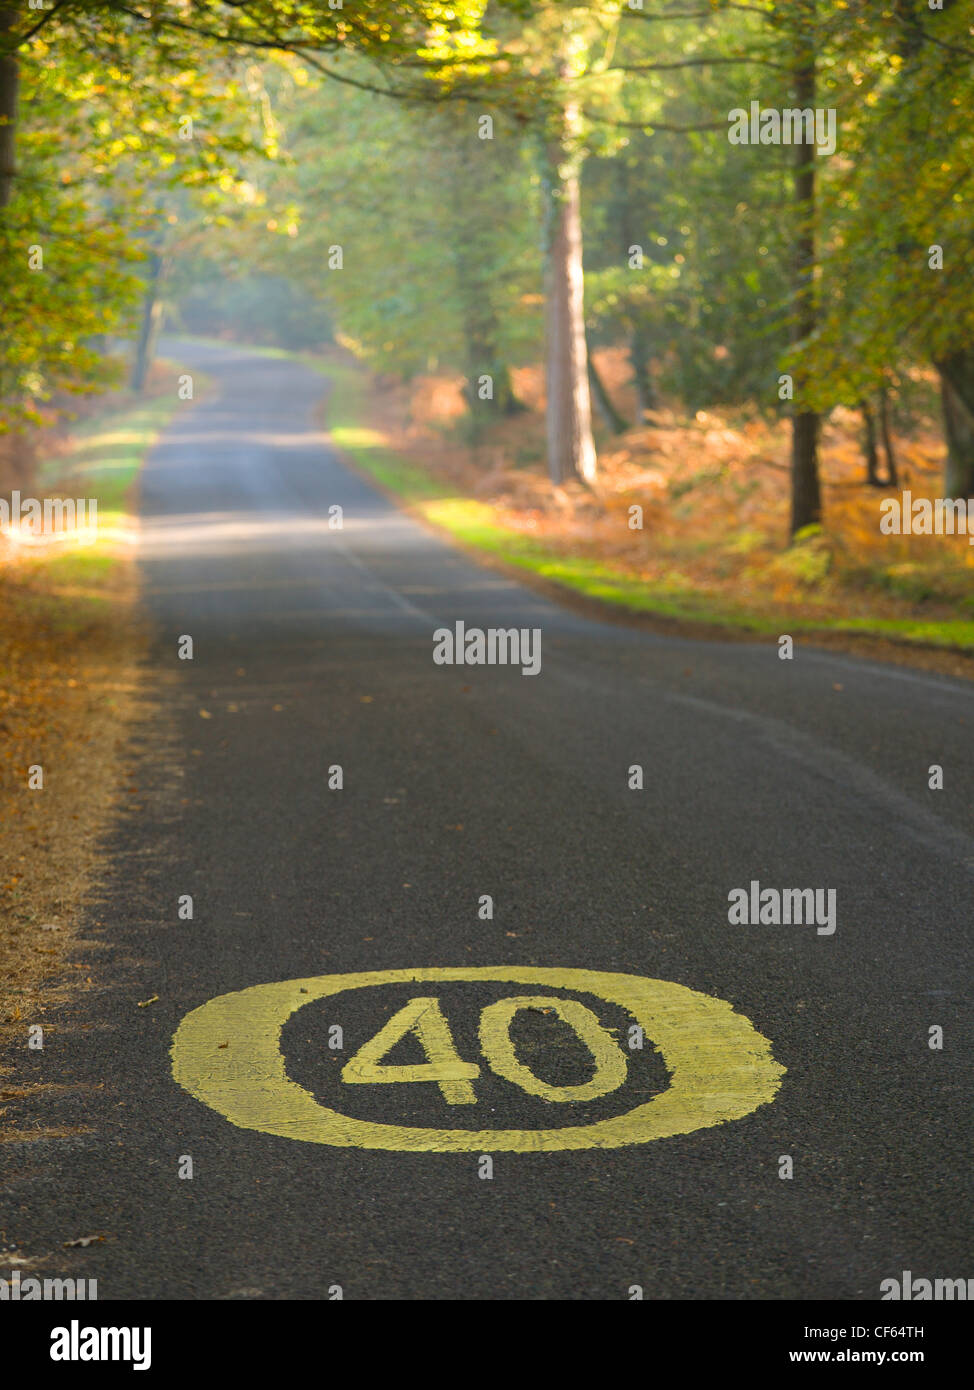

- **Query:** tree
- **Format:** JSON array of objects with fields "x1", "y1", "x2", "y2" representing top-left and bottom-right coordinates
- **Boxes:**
[
  {"x1": 0, "y1": 9, "x2": 289, "y2": 423},
  {"x1": 579, "y1": 0, "x2": 834, "y2": 532},
  {"x1": 236, "y1": 67, "x2": 541, "y2": 407},
  {"x1": 787, "y1": 0, "x2": 822, "y2": 533},
  {"x1": 541, "y1": 79, "x2": 597, "y2": 483},
  {"x1": 0, "y1": 6, "x2": 17, "y2": 210},
  {"x1": 0, "y1": 0, "x2": 499, "y2": 423},
  {"x1": 799, "y1": 0, "x2": 974, "y2": 498}
]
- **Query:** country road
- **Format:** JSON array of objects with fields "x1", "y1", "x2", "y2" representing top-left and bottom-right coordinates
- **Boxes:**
[{"x1": 7, "y1": 339, "x2": 973, "y2": 1301}]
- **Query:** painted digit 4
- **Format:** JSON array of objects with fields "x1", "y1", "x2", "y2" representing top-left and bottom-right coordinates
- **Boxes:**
[{"x1": 342, "y1": 997, "x2": 480, "y2": 1104}]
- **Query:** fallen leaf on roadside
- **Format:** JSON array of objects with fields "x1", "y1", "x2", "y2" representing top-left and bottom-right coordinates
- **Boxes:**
[{"x1": 136, "y1": 995, "x2": 159, "y2": 1008}]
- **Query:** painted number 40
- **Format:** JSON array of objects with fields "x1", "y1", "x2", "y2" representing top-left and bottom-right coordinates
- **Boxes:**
[{"x1": 342, "y1": 994, "x2": 629, "y2": 1104}]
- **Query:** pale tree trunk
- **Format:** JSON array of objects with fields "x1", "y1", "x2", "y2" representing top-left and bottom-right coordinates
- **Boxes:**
[
  {"x1": 543, "y1": 102, "x2": 597, "y2": 487},
  {"x1": 937, "y1": 351, "x2": 974, "y2": 498},
  {"x1": 0, "y1": 6, "x2": 18, "y2": 210},
  {"x1": 788, "y1": 4, "x2": 822, "y2": 535}
]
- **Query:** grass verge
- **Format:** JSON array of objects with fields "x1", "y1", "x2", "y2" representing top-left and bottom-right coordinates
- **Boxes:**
[
  {"x1": 312, "y1": 351, "x2": 974, "y2": 667},
  {"x1": 0, "y1": 385, "x2": 181, "y2": 1099}
]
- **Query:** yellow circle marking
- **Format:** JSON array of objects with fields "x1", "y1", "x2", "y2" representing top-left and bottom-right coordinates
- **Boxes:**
[{"x1": 170, "y1": 966, "x2": 785, "y2": 1153}]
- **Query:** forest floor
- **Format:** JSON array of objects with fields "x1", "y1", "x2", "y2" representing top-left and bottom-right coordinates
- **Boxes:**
[
  {"x1": 318, "y1": 343, "x2": 974, "y2": 678},
  {"x1": 0, "y1": 371, "x2": 179, "y2": 1093}
]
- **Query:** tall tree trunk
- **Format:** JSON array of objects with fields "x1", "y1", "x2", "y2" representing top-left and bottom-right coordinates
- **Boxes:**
[
  {"x1": 0, "y1": 7, "x2": 19, "y2": 210},
  {"x1": 860, "y1": 400, "x2": 881, "y2": 486},
  {"x1": 877, "y1": 382, "x2": 898, "y2": 486},
  {"x1": 614, "y1": 158, "x2": 657, "y2": 423},
  {"x1": 461, "y1": 352, "x2": 522, "y2": 440},
  {"x1": 455, "y1": 255, "x2": 522, "y2": 434},
  {"x1": 788, "y1": 6, "x2": 822, "y2": 535},
  {"x1": 543, "y1": 102, "x2": 597, "y2": 486},
  {"x1": 587, "y1": 348, "x2": 627, "y2": 434},
  {"x1": 499, "y1": 367, "x2": 526, "y2": 417},
  {"x1": 131, "y1": 252, "x2": 166, "y2": 391},
  {"x1": 446, "y1": 140, "x2": 524, "y2": 438},
  {"x1": 936, "y1": 351, "x2": 974, "y2": 498},
  {"x1": 630, "y1": 324, "x2": 658, "y2": 420}
]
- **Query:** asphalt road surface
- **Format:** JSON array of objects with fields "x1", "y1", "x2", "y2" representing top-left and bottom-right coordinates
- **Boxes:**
[{"x1": 7, "y1": 340, "x2": 973, "y2": 1300}]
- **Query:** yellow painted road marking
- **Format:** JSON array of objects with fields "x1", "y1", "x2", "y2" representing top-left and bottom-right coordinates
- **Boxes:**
[
  {"x1": 342, "y1": 996, "x2": 479, "y2": 1104},
  {"x1": 170, "y1": 966, "x2": 785, "y2": 1153},
  {"x1": 478, "y1": 995, "x2": 628, "y2": 1103}
]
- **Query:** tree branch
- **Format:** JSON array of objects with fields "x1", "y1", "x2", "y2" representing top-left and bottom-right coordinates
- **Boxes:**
[
  {"x1": 605, "y1": 53, "x2": 787, "y2": 72},
  {"x1": 583, "y1": 108, "x2": 726, "y2": 131},
  {"x1": 619, "y1": 4, "x2": 773, "y2": 19},
  {"x1": 9, "y1": 0, "x2": 73, "y2": 51}
]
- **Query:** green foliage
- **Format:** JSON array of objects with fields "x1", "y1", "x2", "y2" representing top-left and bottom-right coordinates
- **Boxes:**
[
  {"x1": 0, "y1": 14, "x2": 274, "y2": 425},
  {"x1": 239, "y1": 68, "x2": 544, "y2": 378},
  {"x1": 770, "y1": 524, "x2": 833, "y2": 587},
  {"x1": 790, "y1": 2, "x2": 974, "y2": 407},
  {"x1": 3, "y1": 0, "x2": 973, "y2": 490}
]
